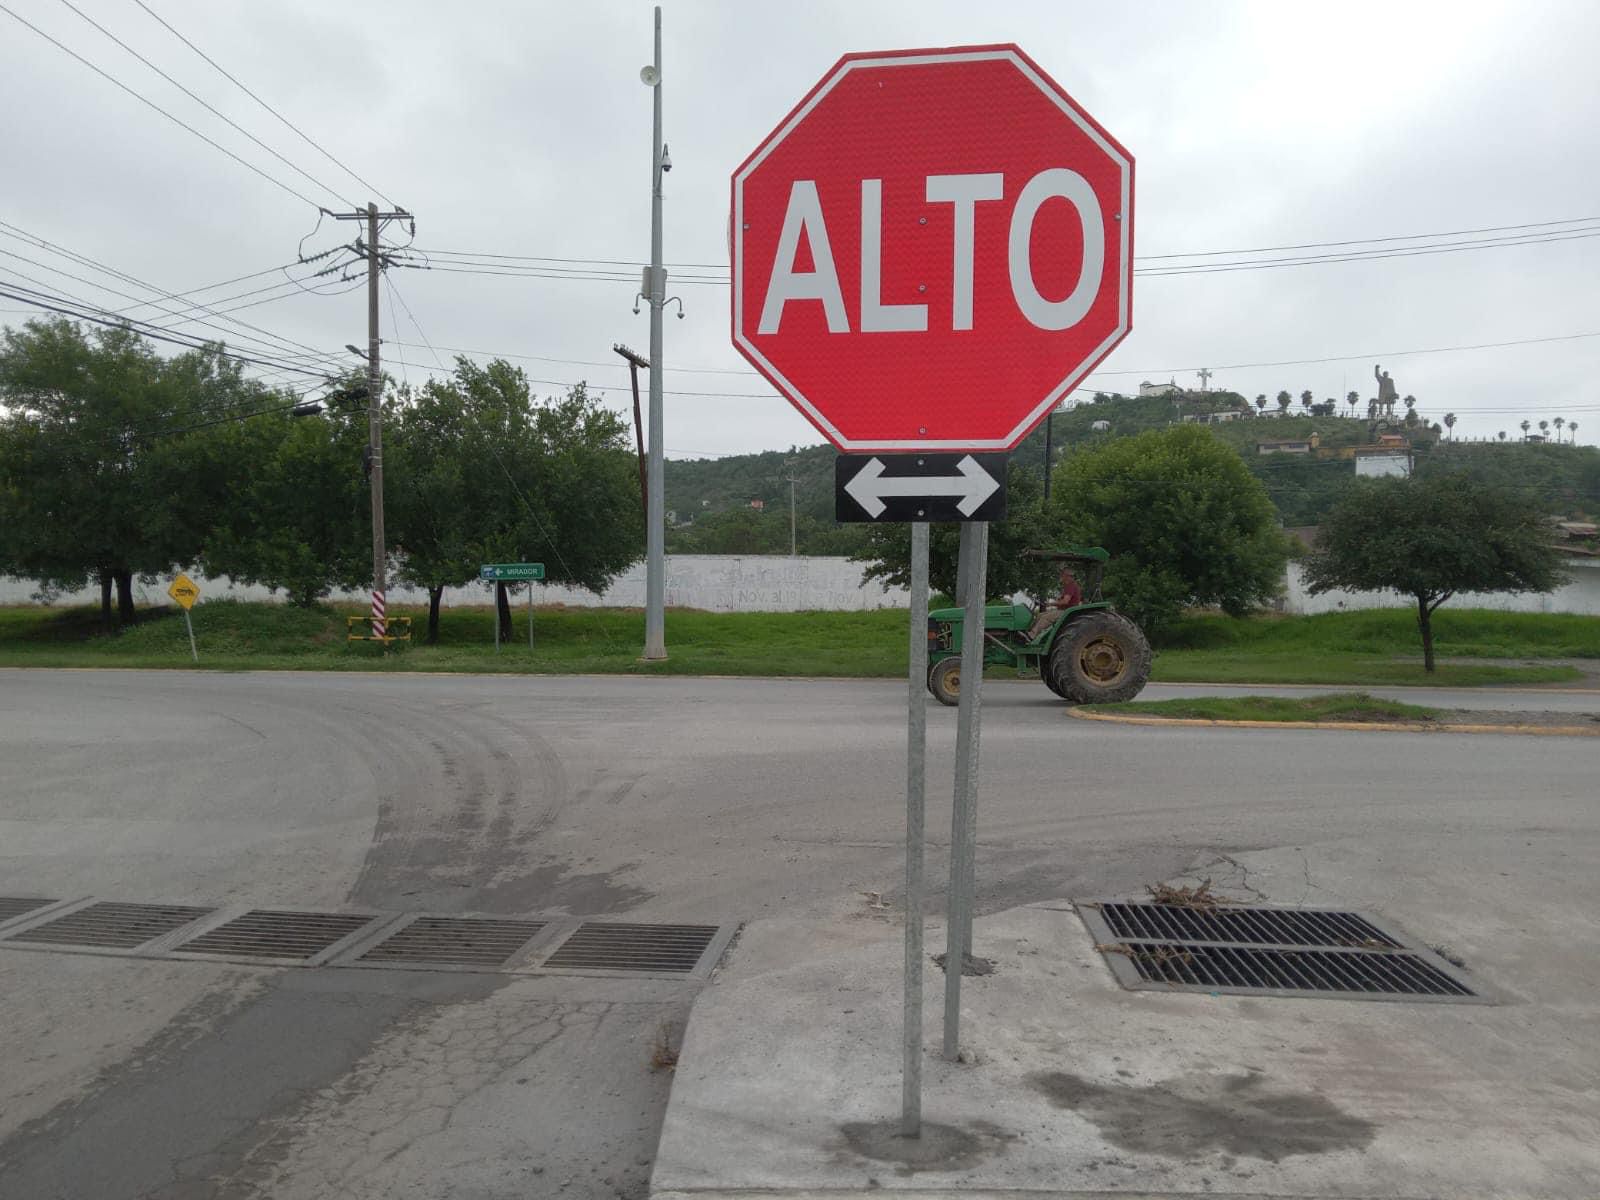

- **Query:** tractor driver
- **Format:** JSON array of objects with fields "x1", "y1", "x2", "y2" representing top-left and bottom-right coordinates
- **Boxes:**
[{"x1": 1027, "y1": 564, "x2": 1082, "y2": 642}]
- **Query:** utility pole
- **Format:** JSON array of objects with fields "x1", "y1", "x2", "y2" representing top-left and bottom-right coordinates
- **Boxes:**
[
  {"x1": 614, "y1": 344, "x2": 650, "y2": 527},
  {"x1": 332, "y1": 201, "x2": 413, "y2": 639},
  {"x1": 784, "y1": 459, "x2": 799, "y2": 556},
  {"x1": 637, "y1": 6, "x2": 670, "y2": 660},
  {"x1": 1042, "y1": 410, "x2": 1054, "y2": 503}
]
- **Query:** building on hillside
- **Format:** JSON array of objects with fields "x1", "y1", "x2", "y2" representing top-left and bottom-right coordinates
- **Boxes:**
[
  {"x1": 1138, "y1": 379, "x2": 1183, "y2": 398},
  {"x1": 1354, "y1": 445, "x2": 1412, "y2": 477},
  {"x1": 1090, "y1": 419, "x2": 1111, "y2": 432},
  {"x1": 1282, "y1": 527, "x2": 1322, "y2": 554},
  {"x1": 1552, "y1": 521, "x2": 1599, "y2": 557},
  {"x1": 1183, "y1": 410, "x2": 1246, "y2": 425},
  {"x1": 748, "y1": 499, "x2": 766, "y2": 510},
  {"x1": 1257, "y1": 434, "x2": 1320, "y2": 455}
]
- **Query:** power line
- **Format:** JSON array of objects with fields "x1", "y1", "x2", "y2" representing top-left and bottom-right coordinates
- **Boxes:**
[
  {"x1": 130, "y1": 0, "x2": 393, "y2": 206},
  {"x1": 1136, "y1": 227, "x2": 1600, "y2": 276},
  {"x1": 0, "y1": 239, "x2": 339, "y2": 367},
  {"x1": 55, "y1": 0, "x2": 353, "y2": 207},
  {"x1": 1139, "y1": 214, "x2": 1600, "y2": 261},
  {"x1": 403, "y1": 226, "x2": 1600, "y2": 286},
  {"x1": 384, "y1": 339, "x2": 755, "y2": 376},
  {"x1": 0, "y1": 281, "x2": 330, "y2": 377},
  {"x1": 1089, "y1": 331, "x2": 1600, "y2": 377},
  {"x1": 0, "y1": 1, "x2": 323, "y2": 209},
  {"x1": 419, "y1": 214, "x2": 1600, "y2": 278},
  {"x1": 389, "y1": 261, "x2": 728, "y2": 287}
]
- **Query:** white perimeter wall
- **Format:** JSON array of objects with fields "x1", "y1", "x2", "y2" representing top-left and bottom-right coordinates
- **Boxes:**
[
  {"x1": 11, "y1": 555, "x2": 1595, "y2": 617},
  {"x1": 0, "y1": 555, "x2": 910, "y2": 614},
  {"x1": 1282, "y1": 559, "x2": 1600, "y2": 616}
]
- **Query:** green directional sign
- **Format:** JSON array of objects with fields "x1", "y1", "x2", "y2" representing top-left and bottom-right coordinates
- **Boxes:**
[{"x1": 480, "y1": 562, "x2": 545, "y2": 581}]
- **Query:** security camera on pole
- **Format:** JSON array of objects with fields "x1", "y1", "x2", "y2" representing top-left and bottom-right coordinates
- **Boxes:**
[{"x1": 731, "y1": 44, "x2": 1133, "y2": 1136}]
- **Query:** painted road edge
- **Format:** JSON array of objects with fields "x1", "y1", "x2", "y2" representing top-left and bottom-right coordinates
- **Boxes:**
[{"x1": 1067, "y1": 707, "x2": 1600, "y2": 737}]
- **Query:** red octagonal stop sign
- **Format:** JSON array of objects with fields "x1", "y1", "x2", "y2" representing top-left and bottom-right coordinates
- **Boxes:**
[{"x1": 731, "y1": 45, "x2": 1133, "y2": 454}]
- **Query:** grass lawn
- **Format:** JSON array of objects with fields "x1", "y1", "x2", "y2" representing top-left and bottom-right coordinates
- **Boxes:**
[
  {"x1": 0, "y1": 601, "x2": 1588, "y2": 687},
  {"x1": 1082, "y1": 692, "x2": 1442, "y2": 724},
  {"x1": 0, "y1": 601, "x2": 908, "y2": 677},
  {"x1": 1151, "y1": 608, "x2": 1594, "y2": 687}
]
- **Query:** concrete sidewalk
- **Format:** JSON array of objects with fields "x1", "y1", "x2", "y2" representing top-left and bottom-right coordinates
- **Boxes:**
[{"x1": 652, "y1": 849, "x2": 1600, "y2": 1199}]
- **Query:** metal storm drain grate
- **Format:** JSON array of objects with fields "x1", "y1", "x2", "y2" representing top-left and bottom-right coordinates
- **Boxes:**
[
  {"x1": 1080, "y1": 901, "x2": 1483, "y2": 1003},
  {"x1": 7, "y1": 901, "x2": 212, "y2": 950},
  {"x1": 357, "y1": 916, "x2": 546, "y2": 968},
  {"x1": 540, "y1": 922, "x2": 720, "y2": 974},
  {"x1": 176, "y1": 910, "x2": 377, "y2": 961},
  {"x1": 0, "y1": 897, "x2": 57, "y2": 925},
  {"x1": 1096, "y1": 901, "x2": 1404, "y2": 949}
]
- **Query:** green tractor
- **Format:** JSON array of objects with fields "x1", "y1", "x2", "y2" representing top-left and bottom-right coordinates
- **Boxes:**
[{"x1": 925, "y1": 547, "x2": 1152, "y2": 707}]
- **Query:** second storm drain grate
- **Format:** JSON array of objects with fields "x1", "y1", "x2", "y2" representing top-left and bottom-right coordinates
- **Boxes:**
[
  {"x1": 357, "y1": 916, "x2": 549, "y2": 968},
  {"x1": 1080, "y1": 901, "x2": 1485, "y2": 1003}
]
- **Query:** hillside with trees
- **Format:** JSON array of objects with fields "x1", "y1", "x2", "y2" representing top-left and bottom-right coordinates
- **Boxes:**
[{"x1": 664, "y1": 387, "x2": 1598, "y2": 554}]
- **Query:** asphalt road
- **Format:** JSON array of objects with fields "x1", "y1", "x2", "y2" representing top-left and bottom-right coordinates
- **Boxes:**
[{"x1": 1, "y1": 669, "x2": 1596, "y2": 1198}]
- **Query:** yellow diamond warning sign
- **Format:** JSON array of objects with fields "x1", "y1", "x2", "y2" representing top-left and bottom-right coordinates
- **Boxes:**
[{"x1": 167, "y1": 573, "x2": 200, "y2": 610}]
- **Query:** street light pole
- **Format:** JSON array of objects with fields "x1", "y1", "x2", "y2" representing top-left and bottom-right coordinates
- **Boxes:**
[{"x1": 641, "y1": 5, "x2": 668, "y2": 660}]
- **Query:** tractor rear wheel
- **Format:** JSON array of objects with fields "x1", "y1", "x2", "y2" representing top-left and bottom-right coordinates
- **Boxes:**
[
  {"x1": 928, "y1": 657, "x2": 962, "y2": 707},
  {"x1": 1047, "y1": 611, "x2": 1152, "y2": 704}
]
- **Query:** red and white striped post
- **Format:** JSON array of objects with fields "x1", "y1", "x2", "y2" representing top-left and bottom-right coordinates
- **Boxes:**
[{"x1": 371, "y1": 589, "x2": 387, "y2": 640}]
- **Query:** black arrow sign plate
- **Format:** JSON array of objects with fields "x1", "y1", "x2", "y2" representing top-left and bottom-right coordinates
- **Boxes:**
[{"x1": 834, "y1": 453, "x2": 1008, "y2": 523}]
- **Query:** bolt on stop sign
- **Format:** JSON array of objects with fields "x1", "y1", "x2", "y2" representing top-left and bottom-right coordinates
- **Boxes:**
[{"x1": 731, "y1": 45, "x2": 1133, "y2": 454}]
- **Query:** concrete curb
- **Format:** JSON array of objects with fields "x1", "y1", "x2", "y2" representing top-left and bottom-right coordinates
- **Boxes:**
[{"x1": 1067, "y1": 707, "x2": 1600, "y2": 737}]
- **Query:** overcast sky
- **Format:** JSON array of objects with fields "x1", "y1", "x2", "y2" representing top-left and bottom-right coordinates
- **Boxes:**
[{"x1": 2, "y1": 0, "x2": 1596, "y2": 453}]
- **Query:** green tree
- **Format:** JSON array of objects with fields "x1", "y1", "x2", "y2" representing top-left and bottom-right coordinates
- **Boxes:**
[
  {"x1": 1444, "y1": 412, "x2": 1456, "y2": 440},
  {"x1": 1275, "y1": 390, "x2": 1291, "y2": 413},
  {"x1": 0, "y1": 318, "x2": 261, "y2": 629},
  {"x1": 852, "y1": 463, "x2": 1058, "y2": 603},
  {"x1": 1346, "y1": 391, "x2": 1360, "y2": 416},
  {"x1": 199, "y1": 393, "x2": 372, "y2": 607},
  {"x1": 1255, "y1": 394, "x2": 1267, "y2": 413},
  {"x1": 1044, "y1": 426, "x2": 1291, "y2": 636},
  {"x1": 1300, "y1": 389, "x2": 1313, "y2": 411},
  {"x1": 428, "y1": 363, "x2": 641, "y2": 638},
  {"x1": 1302, "y1": 473, "x2": 1565, "y2": 671}
]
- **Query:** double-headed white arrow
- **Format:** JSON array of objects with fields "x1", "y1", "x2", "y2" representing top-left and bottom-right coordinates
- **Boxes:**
[{"x1": 844, "y1": 454, "x2": 1001, "y2": 518}]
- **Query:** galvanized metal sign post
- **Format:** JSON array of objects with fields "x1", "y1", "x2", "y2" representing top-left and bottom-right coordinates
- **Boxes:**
[
  {"x1": 731, "y1": 42, "x2": 1133, "y2": 1135},
  {"x1": 901, "y1": 521, "x2": 930, "y2": 1133},
  {"x1": 167, "y1": 573, "x2": 200, "y2": 662},
  {"x1": 480, "y1": 563, "x2": 545, "y2": 651}
]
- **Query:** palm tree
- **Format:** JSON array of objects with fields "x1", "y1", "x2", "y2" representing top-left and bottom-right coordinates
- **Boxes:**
[
  {"x1": 1346, "y1": 391, "x2": 1359, "y2": 417},
  {"x1": 1300, "y1": 389, "x2": 1313, "y2": 411},
  {"x1": 1539, "y1": 420, "x2": 1550, "y2": 440},
  {"x1": 1275, "y1": 390, "x2": 1292, "y2": 414},
  {"x1": 1498, "y1": 430, "x2": 1507, "y2": 441},
  {"x1": 1255, "y1": 393, "x2": 1267, "y2": 413},
  {"x1": 1521, "y1": 419, "x2": 1531, "y2": 440},
  {"x1": 1570, "y1": 421, "x2": 1579, "y2": 444},
  {"x1": 1554, "y1": 416, "x2": 1565, "y2": 441},
  {"x1": 1444, "y1": 412, "x2": 1456, "y2": 440}
]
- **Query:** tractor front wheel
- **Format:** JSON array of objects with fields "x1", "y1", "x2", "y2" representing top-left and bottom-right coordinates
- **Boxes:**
[
  {"x1": 1047, "y1": 612, "x2": 1152, "y2": 704},
  {"x1": 928, "y1": 657, "x2": 962, "y2": 707}
]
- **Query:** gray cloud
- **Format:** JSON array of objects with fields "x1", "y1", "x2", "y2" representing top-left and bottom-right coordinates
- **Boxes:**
[{"x1": 1, "y1": 0, "x2": 1594, "y2": 452}]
